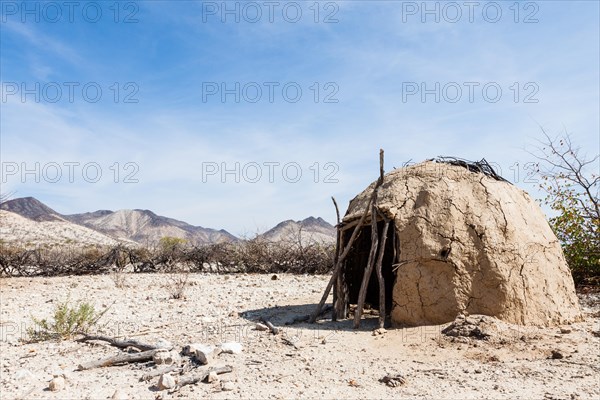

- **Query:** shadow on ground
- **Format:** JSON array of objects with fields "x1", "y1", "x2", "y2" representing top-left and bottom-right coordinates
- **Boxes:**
[{"x1": 240, "y1": 303, "x2": 382, "y2": 333}]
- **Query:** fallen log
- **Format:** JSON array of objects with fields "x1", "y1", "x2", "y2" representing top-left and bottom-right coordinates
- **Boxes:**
[
  {"x1": 78, "y1": 349, "x2": 160, "y2": 370},
  {"x1": 77, "y1": 334, "x2": 160, "y2": 351}
]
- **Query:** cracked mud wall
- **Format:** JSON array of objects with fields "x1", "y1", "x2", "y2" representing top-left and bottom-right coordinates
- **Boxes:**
[{"x1": 342, "y1": 161, "x2": 581, "y2": 326}]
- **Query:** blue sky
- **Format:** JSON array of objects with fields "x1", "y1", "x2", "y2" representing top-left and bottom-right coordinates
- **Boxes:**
[{"x1": 1, "y1": 0, "x2": 599, "y2": 235}]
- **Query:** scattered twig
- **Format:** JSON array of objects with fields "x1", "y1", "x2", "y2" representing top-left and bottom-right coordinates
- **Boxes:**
[
  {"x1": 282, "y1": 337, "x2": 300, "y2": 349},
  {"x1": 435, "y1": 156, "x2": 509, "y2": 183},
  {"x1": 380, "y1": 373, "x2": 407, "y2": 387},
  {"x1": 274, "y1": 373, "x2": 295, "y2": 383},
  {"x1": 140, "y1": 365, "x2": 182, "y2": 382},
  {"x1": 170, "y1": 365, "x2": 233, "y2": 392},
  {"x1": 260, "y1": 319, "x2": 280, "y2": 335}
]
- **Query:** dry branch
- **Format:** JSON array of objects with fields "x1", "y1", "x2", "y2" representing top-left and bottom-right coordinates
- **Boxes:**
[
  {"x1": 140, "y1": 365, "x2": 182, "y2": 382},
  {"x1": 77, "y1": 349, "x2": 160, "y2": 370},
  {"x1": 282, "y1": 337, "x2": 300, "y2": 349},
  {"x1": 171, "y1": 365, "x2": 233, "y2": 391},
  {"x1": 77, "y1": 334, "x2": 160, "y2": 352},
  {"x1": 260, "y1": 319, "x2": 280, "y2": 335}
]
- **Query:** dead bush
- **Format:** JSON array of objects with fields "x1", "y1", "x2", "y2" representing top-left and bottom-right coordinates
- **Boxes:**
[
  {"x1": 0, "y1": 234, "x2": 335, "y2": 278},
  {"x1": 165, "y1": 266, "x2": 190, "y2": 300}
]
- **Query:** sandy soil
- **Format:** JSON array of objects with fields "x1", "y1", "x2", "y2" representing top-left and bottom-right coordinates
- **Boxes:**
[{"x1": 1, "y1": 273, "x2": 598, "y2": 399}]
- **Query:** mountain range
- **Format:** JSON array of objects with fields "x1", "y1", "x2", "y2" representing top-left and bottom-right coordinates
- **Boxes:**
[{"x1": 0, "y1": 197, "x2": 335, "y2": 248}]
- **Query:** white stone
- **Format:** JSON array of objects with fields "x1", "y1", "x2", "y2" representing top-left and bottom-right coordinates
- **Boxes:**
[
  {"x1": 155, "y1": 338, "x2": 173, "y2": 350},
  {"x1": 158, "y1": 373, "x2": 176, "y2": 390},
  {"x1": 182, "y1": 343, "x2": 207, "y2": 357},
  {"x1": 49, "y1": 376, "x2": 65, "y2": 392},
  {"x1": 111, "y1": 389, "x2": 129, "y2": 400},
  {"x1": 153, "y1": 350, "x2": 180, "y2": 365},
  {"x1": 14, "y1": 369, "x2": 33, "y2": 380},
  {"x1": 254, "y1": 323, "x2": 269, "y2": 331},
  {"x1": 207, "y1": 371, "x2": 219, "y2": 383},
  {"x1": 221, "y1": 381, "x2": 235, "y2": 391},
  {"x1": 220, "y1": 342, "x2": 243, "y2": 354},
  {"x1": 194, "y1": 345, "x2": 217, "y2": 365}
]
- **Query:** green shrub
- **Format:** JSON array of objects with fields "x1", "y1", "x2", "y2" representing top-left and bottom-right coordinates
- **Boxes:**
[{"x1": 27, "y1": 296, "x2": 110, "y2": 342}]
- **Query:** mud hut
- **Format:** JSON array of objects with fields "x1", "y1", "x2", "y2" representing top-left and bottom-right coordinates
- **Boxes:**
[{"x1": 325, "y1": 158, "x2": 580, "y2": 327}]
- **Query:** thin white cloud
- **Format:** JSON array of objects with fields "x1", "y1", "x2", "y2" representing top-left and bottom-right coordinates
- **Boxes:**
[{"x1": 2, "y1": 22, "x2": 85, "y2": 70}]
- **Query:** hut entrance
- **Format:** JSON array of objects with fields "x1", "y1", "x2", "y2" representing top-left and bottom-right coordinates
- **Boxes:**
[{"x1": 343, "y1": 220, "x2": 396, "y2": 315}]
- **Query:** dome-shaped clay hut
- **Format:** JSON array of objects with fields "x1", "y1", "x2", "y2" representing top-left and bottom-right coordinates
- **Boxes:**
[{"x1": 333, "y1": 159, "x2": 581, "y2": 327}]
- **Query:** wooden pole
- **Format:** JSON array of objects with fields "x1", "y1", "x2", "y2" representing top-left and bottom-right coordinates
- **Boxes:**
[
  {"x1": 353, "y1": 200, "x2": 379, "y2": 328},
  {"x1": 331, "y1": 196, "x2": 342, "y2": 321},
  {"x1": 334, "y1": 264, "x2": 348, "y2": 320},
  {"x1": 374, "y1": 214, "x2": 391, "y2": 329},
  {"x1": 352, "y1": 149, "x2": 385, "y2": 328}
]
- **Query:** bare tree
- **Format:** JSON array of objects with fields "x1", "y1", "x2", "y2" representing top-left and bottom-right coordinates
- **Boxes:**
[{"x1": 528, "y1": 128, "x2": 599, "y2": 283}]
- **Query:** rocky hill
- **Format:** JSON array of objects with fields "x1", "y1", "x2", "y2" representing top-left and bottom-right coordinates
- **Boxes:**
[
  {"x1": 0, "y1": 197, "x2": 65, "y2": 222},
  {"x1": 67, "y1": 209, "x2": 237, "y2": 245},
  {"x1": 0, "y1": 210, "x2": 120, "y2": 248},
  {"x1": 259, "y1": 216, "x2": 336, "y2": 243}
]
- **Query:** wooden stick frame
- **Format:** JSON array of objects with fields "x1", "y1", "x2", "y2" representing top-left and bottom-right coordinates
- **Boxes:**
[
  {"x1": 374, "y1": 212, "x2": 391, "y2": 329},
  {"x1": 352, "y1": 197, "x2": 380, "y2": 328},
  {"x1": 310, "y1": 149, "x2": 387, "y2": 326}
]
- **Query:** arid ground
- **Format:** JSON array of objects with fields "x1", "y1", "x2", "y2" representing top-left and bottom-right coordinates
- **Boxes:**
[{"x1": 1, "y1": 273, "x2": 598, "y2": 399}]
